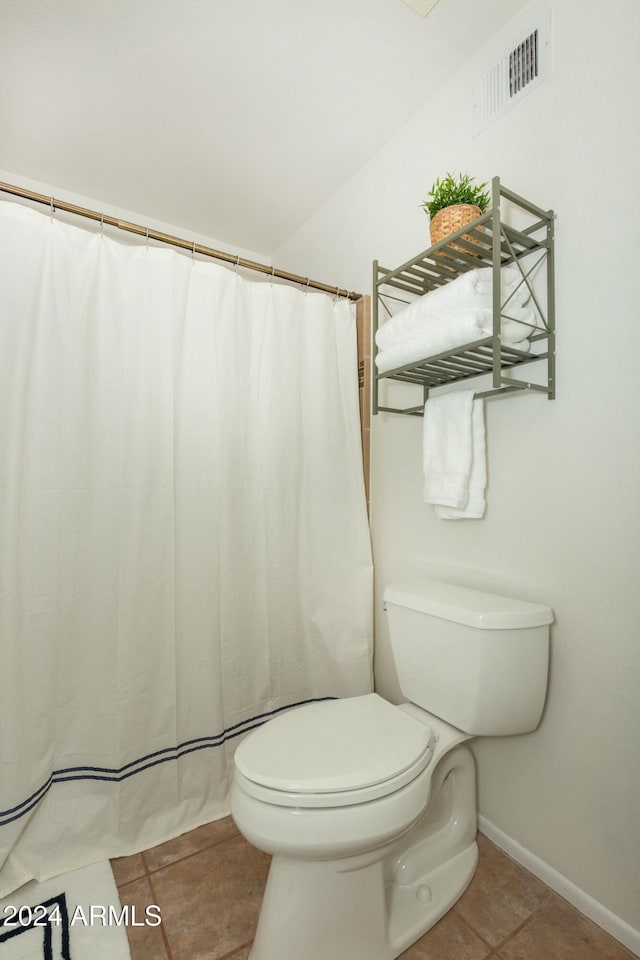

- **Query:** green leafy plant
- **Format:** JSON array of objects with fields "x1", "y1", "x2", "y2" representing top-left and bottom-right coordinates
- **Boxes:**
[{"x1": 421, "y1": 172, "x2": 490, "y2": 219}]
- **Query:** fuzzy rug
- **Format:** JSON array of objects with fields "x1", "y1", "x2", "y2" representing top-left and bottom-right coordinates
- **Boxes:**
[{"x1": 0, "y1": 862, "x2": 132, "y2": 960}]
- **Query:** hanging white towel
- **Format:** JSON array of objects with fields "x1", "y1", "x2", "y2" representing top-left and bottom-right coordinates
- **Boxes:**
[
  {"x1": 435, "y1": 399, "x2": 486, "y2": 519},
  {"x1": 423, "y1": 390, "x2": 486, "y2": 519}
]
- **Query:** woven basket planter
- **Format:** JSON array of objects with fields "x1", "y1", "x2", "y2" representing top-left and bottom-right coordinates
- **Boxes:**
[{"x1": 429, "y1": 203, "x2": 483, "y2": 255}]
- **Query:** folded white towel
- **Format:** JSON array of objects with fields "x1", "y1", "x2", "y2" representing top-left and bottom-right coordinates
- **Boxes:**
[
  {"x1": 377, "y1": 311, "x2": 484, "y2": 372},
  {"x1": 498, "y1": 304, "x2": 538, "y2": 341},
  {"x1": 435, "y1": 400, "x2": 486, "y2": 519},
  {"x1": 376, "y1": 265, "x2": 530, "y2": 352},
  {"x1": 375, "y1": 308, "x2": 531, "y2": 374},
  {"x1": 423, "y1": 390, "x2": 475, "y2": 509},
  {"x1": 474, "y1": 265, "x2": 530, "y2": 302}
]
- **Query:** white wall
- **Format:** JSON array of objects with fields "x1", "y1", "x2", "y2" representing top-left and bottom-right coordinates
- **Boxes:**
[
  {"x1": 274, "y1": 0, "x2": 640, "y2": 948},
  {"x1": 0, "y1": 169, "x2": 269, "y2": 266}
]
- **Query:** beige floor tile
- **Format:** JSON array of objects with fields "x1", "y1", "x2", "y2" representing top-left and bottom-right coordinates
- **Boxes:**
[
  {"x1": 222, "y1": 947, "x2": 251, "y2": 960},
  {"x1": 124, "y1": 822, "x2": 633, "y2": 960},
  {"x1": 111, "y1": 852, "x2": 147, "y2": 888},
  {"x1": 149, "y1": 833, "x2": 270, "y2": 960},
  {"x1": 494, "y1": 896, "x2": 636, "y2": 960},
  {"x1": 118, "y1": 875, "x2": 170, "y2": 960},
  {"x1": 454, "y1": 835, "x2": 552, "y2": 946},
  {"x1": 399, "y1": 910, "x2": 492, "y2": 959},
  {"x1": 144, "y1": 815, "x2": 240, "y2": 872}
]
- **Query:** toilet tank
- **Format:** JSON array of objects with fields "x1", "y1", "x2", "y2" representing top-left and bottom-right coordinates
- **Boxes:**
[{"x1": 384, "y1": 580, "x2": 553, "y2": 736}]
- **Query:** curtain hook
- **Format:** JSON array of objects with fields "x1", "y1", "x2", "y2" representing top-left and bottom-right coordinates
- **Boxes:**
[
  {"x1": 235, "y1": 254, "x2": 241, "y2": 275},
  {"x1": 192, "y1": 240, "x2": 196, "y2": 265},
  {"x1": 304, "y1": 278, "x2": 311, "y2": 297},
  {"x1": 100, "y1": 212, "x2": 104, "y2": 238},
  {"x1": 49, "y1": 196, "x2": 54, "y2": 222}
]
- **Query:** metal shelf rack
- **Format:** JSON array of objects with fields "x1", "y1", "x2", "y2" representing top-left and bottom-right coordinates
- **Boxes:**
[{"x1": 372, "y1": 177, "x2": 555, "y2": 416}]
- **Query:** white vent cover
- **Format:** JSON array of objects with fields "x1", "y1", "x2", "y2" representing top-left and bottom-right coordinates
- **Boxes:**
[{"x1": 473, "y1": 11, "x2": 551, "y2": 136}]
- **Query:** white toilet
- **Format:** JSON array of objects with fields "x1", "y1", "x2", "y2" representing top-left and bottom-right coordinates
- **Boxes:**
[{"x1": 231, "y1": 579, "x2": 553, "y2": 960}]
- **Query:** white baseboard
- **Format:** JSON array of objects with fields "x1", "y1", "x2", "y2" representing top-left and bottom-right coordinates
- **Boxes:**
[{"x1": 478, "y1": 816, "x2": 640, "y2": 958}]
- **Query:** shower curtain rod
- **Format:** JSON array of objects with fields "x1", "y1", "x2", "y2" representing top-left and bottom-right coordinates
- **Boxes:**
[{"x1": 0, "y1": 181, "x2": 361, "y2": 302}]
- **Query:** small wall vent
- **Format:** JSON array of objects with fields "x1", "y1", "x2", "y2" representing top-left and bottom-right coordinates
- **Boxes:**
[{"x1": 473, "y1": 11, "x2": 551, "y2": 136}]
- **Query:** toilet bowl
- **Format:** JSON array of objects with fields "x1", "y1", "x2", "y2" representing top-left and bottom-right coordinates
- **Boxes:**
[
  {"x1": 231, "y1": 579, "x2": 552, "y2": 960},
  {"x1": 231, "y1": 695, "x2": 478, "y2": 960}
]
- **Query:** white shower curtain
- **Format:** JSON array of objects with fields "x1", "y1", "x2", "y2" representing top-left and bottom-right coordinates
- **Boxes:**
[{"x1": 0, "y1": 201, "x2": 373, "y2": 895}]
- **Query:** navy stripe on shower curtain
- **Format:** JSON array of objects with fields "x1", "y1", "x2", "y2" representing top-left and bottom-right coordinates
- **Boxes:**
[{"x1": 0, "y1": 697, "x2": 334, "y2": 827}]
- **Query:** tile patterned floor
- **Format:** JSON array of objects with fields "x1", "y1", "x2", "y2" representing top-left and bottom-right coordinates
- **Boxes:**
[{"x1": 111, "y1": 819, "x2": 635, "y2": 960}]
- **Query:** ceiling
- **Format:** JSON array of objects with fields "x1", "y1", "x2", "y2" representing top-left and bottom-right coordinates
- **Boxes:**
[{"x1": 0, "y1": 0, "x2": 528, "y2": 255}]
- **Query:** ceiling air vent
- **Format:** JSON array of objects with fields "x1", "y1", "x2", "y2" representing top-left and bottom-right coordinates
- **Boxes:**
[{"x1": 473, "y1": 11, "x2": 551, "y2": 136}]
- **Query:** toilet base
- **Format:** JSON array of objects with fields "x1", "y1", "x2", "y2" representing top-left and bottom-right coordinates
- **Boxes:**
[
  {"x1": 247, "y1": 745, "x2": 477, "y2": 960},
  {"x1": 387, "y1": 841, "x2": 478, "y2": 955},
  {"x1": 248, "y1": 841, "x2": 478, "y2": 960}
]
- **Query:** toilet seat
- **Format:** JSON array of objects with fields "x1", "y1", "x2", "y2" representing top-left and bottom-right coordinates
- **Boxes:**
[{"x1": 234, "y1": 693, "x2": 436, "y2": 808}]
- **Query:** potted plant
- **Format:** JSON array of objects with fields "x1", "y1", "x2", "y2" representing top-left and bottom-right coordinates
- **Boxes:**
[{"x1": 421, "y1": 172, "x2": 490, "y2": 253}]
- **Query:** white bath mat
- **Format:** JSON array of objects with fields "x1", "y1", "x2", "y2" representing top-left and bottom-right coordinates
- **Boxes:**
[{"x1": 0, "y1": 862, "x2": 132, "y2": 960}]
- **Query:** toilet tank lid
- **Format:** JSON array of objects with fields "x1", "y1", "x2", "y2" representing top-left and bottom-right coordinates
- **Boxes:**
[{"x1": 384, "y1": 580, "x2": 553, "y2": 630}]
